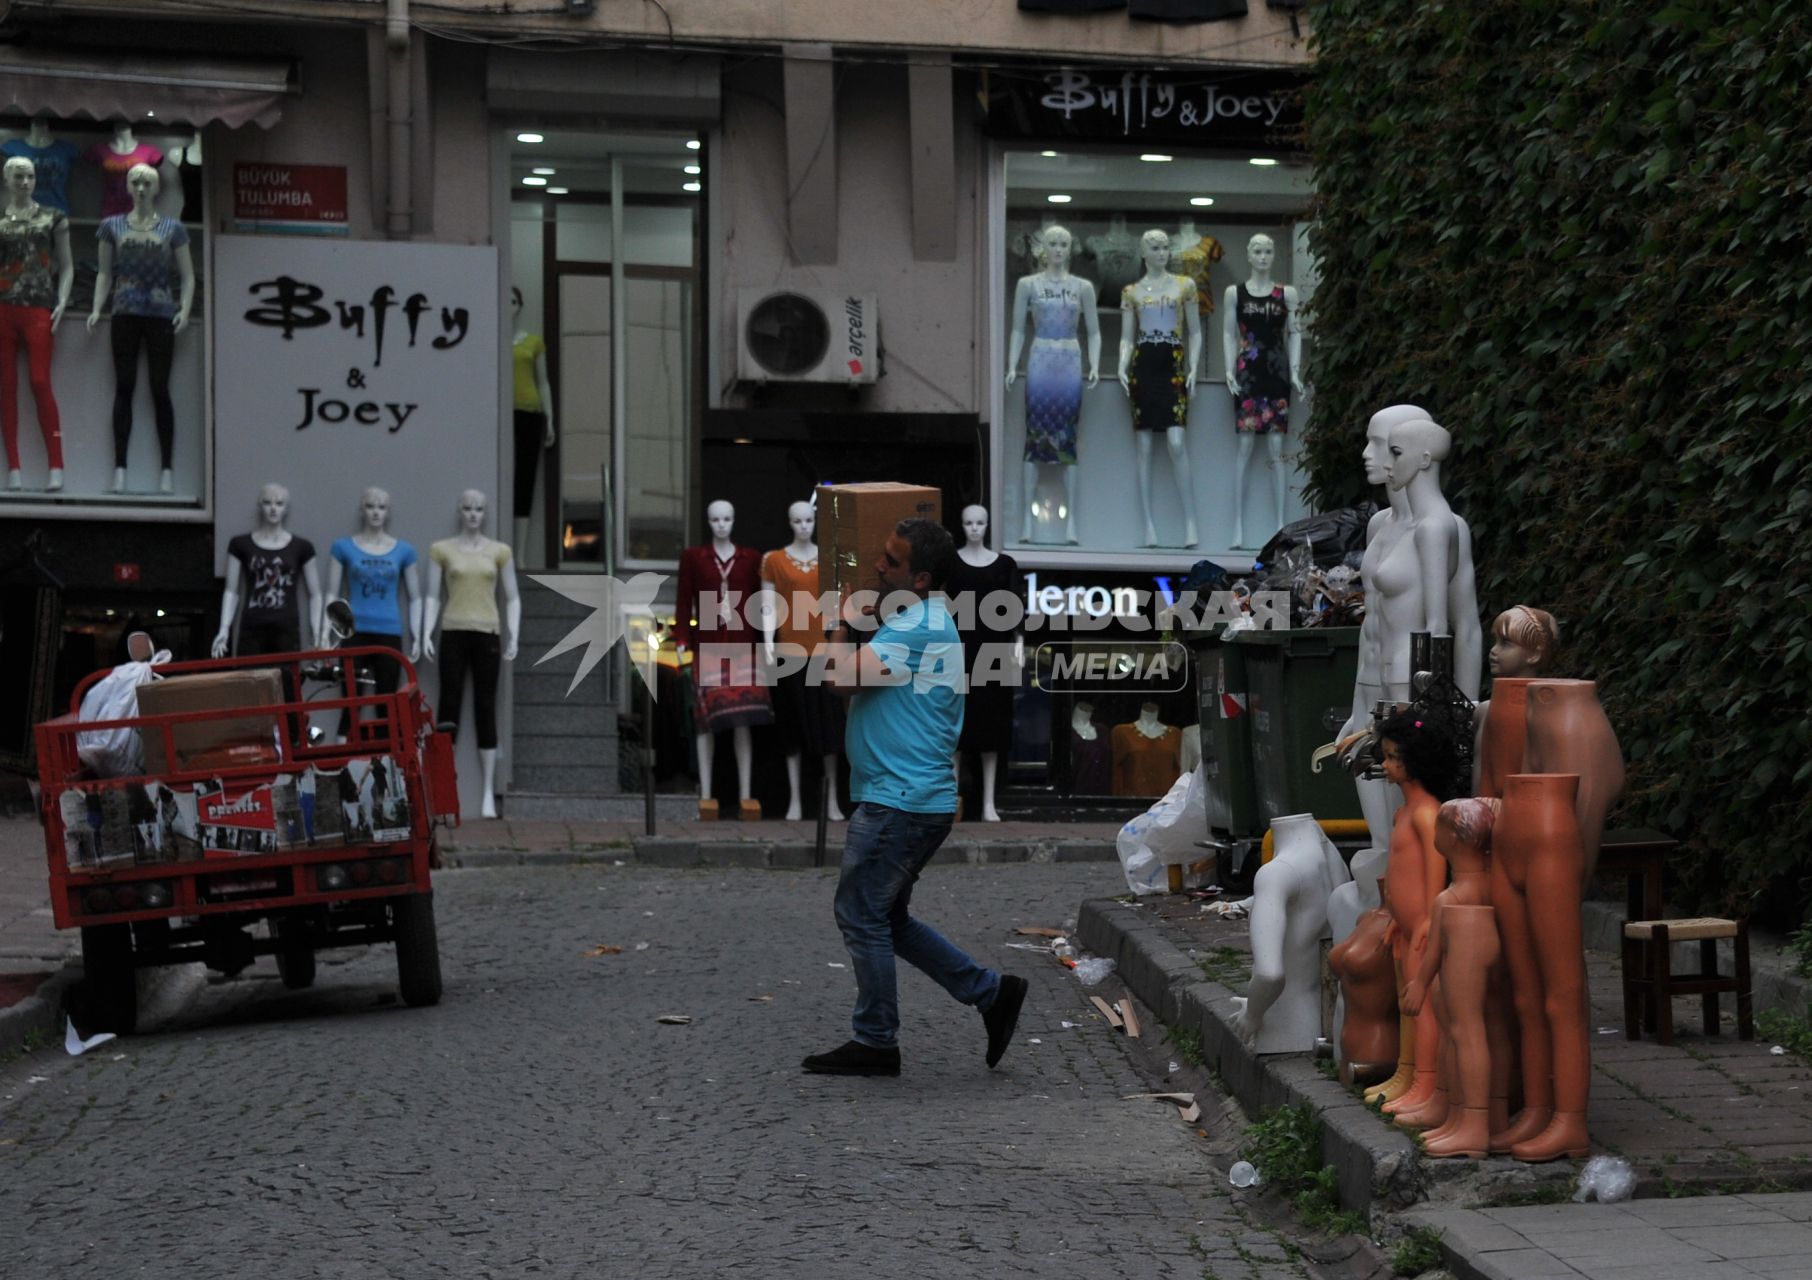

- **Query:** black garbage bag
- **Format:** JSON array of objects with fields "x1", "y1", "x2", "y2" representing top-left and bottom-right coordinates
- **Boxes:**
[
  {"x1": 1255, "y1": 504, "x2": 1378, "y2": 571},
  {"x1": 1180, "y1": 558, "x2": 1233, "y2": 595}
]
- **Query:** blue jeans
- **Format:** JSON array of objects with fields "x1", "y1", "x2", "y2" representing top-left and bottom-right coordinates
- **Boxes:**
[{"x1": 834, "y1": 801, "x2": 1001, "y2": 1049}]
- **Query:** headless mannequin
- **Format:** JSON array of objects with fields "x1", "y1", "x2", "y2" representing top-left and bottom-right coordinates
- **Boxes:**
[
  {"x1": 213, "y1": 482, "x2": 324, "y2": 656},
  {"x1": 1008, "y1": 225, "x2": 1099, "y2": 545},
  {"x1": 1400, "y1": 798, "x2": 1502, "y2": 1157},
  {"x1": 761, "y1": 499, "x2": 844, "y2": 822},
  {"x1": 1369, "y1": 725, "x2": 1450, "y2": 1113},
  {"x1": 685, "y1": 500, "x2": 755, "y2": 814},
  {"x1": 1118, "y1": 230, "x2": 1202, "y2": 547},
  {"x1": 509, "y1": 286, "x2": 556, "y2": 556},
  {"x1": 2, "y1": 157, "x2": 73, "y2": 492},
  {"x1": 88, "y1": 163, "x2": 193, "y2": 496},
  {"x1": 1231, "y1": 813, "x2": 1351, "y2": 1053},
  {"x1": 1222, "y1": 234, "x2": 1303, "y2": 550},
  {"x1": 1330, "y1": 874, "x2": 1400, "y2": 1087},
  {"x1": 1327, "y1": 845, "x2": 1387, "y2": 1072},
  {"x1": 423, "y1": 489, "x2": 522, "y2": 819},
  {"x1": 25, "y1": 118, "x2": 52, "y2": 149},
  {"x1": 949, "y1": 504, "x2": 1023, "y2": 822},
  {"x1": 1072, "y1": 703, "x2": 1097, "y2": 738},
  {"x1": 1333, "y1": 407, "x2": 1483, "y2": 853}
]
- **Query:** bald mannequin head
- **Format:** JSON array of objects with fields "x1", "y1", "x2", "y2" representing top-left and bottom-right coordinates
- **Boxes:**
[
  {"x1": 1362, "y1": 404, "x2": 1432, "y2": 486},
  {"x1": 1387, "y1": 417, "x2": 1453, "y2": 491}
]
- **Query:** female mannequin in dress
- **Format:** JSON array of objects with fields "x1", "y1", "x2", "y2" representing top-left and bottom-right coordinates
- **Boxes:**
[
  {"x1": 1332, "y1": 407, "x2": 1483, "y2": 852},
  {"x1": 323, "y1": 487, "x2": 422, "y2": 741},
  {"x1": 1119, "y1": 230, "x2": 1202, "y2": 547},
  {"x1": 509, "y1": 286, "x2": 555, "y2": 555},
  {"x1": 1069, "y1": 699, "x2": 1111, "y2": 795},
  {"x1": 1222, "y1": 234, "x2": 1305, "y2": 549},
  {"x1": 677, "y1": 500, "x2": 770, "y2": 819},
  {"x1": 214, "y1": 482, "x2": 322, "y2": 657},
  {"x1": 761, "y1": 499, "x2": 845, "y2": 822},
  {"x1": 424, "y1": 489, "x2": 521, "y2": 819},
  {"x1": 1400, "y1": 797, "x2": 1502, "y2": 1157},
  {"x1": 944, "y1": 505, "x2": 1023, "y2": 822},
  {"x1": 88, "y1": 163, "x2": 193, "y2": 496},
  {"x1": 1230, "y1": 813, "x2": 1351, "y2": 1053},
  {"x1": 1007, "y1": 225, "x2": 1100, "y2": 545},
  {"x1": 1173, "y1": 217, "x2": 1224, "y2": 322},
  {"x1": 1, "y1": 157, "x2": 72, "y2": 492},
  {"x1": 1111, "y1": 701, "x2": 1182, "y2": 796}
]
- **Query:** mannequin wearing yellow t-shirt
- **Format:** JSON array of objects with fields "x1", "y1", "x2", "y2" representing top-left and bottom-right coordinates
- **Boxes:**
[{"x1": 510, "y1": 286, "x2": 556, "y2": 555}]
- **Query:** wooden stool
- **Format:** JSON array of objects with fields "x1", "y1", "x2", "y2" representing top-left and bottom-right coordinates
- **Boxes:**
[{"x1": 1621, "y1": 917, "x2": 1753, "y2": 1045}]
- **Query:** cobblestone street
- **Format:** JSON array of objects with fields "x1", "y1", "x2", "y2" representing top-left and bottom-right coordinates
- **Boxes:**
[{"x1": 0, "y1": 862, "x2": 1340, "y2": 1280}]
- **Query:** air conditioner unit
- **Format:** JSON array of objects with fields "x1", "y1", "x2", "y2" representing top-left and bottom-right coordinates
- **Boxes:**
[{"x1": 736, "y1": 288, "x2": 878, "y2": 385}]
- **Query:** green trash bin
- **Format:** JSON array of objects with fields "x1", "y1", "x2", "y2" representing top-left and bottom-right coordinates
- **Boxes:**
[
  {"x1": 1190, "y1": 631, "x2": 1261, "y2": 838},
  {"x1": 1232, "y1": 626, "x2": 1363, "y2": 825}
]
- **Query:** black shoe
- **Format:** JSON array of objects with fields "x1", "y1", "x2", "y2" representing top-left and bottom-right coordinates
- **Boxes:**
[
  {"x1": 983, "y1": 974, "x2": 1029, "y2": 1068},
  {"x1": 802, "y1": 1040, "x2": 901, "y2": 1077}
]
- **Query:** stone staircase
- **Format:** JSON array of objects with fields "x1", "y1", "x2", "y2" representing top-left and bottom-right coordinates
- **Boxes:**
[{"x1": 507, "y1": 577, "x2": 693, "y2": 821}]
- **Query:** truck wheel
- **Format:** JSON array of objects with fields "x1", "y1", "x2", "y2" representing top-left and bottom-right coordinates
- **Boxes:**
[
  {"x1": 79, "y1": 924, "x2": 138, "y2": 1035},
  {"x1": 392, "y1": 892, "x2": 442, "y2": 1007},
  {"x1": 273, "y1": 918, "x2": 317, "y2": 991}
]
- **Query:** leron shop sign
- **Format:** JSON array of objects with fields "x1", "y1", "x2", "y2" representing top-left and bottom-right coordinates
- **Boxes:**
[
  {"x1": 984, "y1": 66, "x2": 1304, "y2": 148},
  {"x1": 211, "y1": 236, "x2": 499, "y2": 572},
  {"x1": 233, "y1": 162, "x2": 349, "y2": 235}
]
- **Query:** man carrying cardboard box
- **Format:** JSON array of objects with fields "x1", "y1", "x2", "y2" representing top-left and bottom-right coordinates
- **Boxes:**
[{"x1": 801, "y1": 517, "x2": 1028, "y2": 1078}]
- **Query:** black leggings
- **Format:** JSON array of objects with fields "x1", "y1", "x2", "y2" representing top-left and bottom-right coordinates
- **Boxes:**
[
  {"x1": 111, "y1": 313, "x2": 177, "y2": 469},
  {"x1": 437, "y1": 629, "x2": 500, "y2": 749},
  {"x1": 339, "y1": 632, "x2": 404, "y2": 738},
  {"x1": 513, "y1": 410, "x2": 545, "y2": 511}
]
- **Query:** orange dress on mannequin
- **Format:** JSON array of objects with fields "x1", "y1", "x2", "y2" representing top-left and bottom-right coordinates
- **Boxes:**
[{"x1": 1111, "y1": 722, "x2": 1181, "y2": 796}]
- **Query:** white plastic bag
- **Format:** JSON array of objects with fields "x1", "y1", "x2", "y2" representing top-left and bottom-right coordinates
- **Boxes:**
[
  {"x1": 1114, "y1": 765, "x2": 1207, "y2": 895},
  {"x1": 75, "y1": 653, "x2": 169, "y2": 778}
]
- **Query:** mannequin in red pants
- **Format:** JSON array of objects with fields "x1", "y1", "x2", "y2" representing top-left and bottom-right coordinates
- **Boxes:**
[{"x1": 1, "y1": 155, "x2": 72, "y2": 492}]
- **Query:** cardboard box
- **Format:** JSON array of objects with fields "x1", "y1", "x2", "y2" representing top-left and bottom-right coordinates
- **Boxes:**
[
  {"x1": 137, "y1": 668, "x2": 286, "y2": 774},
  {"x1": 817, "y1": 482, "x2": 943, "y2": 602}
]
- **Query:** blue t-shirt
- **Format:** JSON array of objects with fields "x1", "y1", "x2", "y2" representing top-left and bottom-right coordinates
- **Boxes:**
[
  {"x1": 97, "y1": 215, "x2": 190, "y2": 318},
  {"x1": 845, "y1": 596, "x2": 965, "y2": 813},
  {"x1": 1, "y1": 139, "x2": 79, "y2": 213},
  {"x1": 332, "y1": 537, "x2": 418, "y2": 636}
]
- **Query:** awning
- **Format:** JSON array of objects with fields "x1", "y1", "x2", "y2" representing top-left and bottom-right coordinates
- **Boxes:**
[{"x1": 0, "y1": 46, "x2": 298, "y2": 130}]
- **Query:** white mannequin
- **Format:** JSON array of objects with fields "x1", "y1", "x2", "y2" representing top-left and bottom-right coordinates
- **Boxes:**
[
  {"x1": 2, "y1": 156, "x2": 73, "y2": 493},
  {"x1": 950, "y1": 504, "x2": 1024, "y2": 823},
  {"x1": 1132, "y1": 701, "x2": 1166, "y2": 737},
  {"x1": 87, "y1": 163, "x2": 194, "y2": 496},
  {"x1": 1071, "y1": 702, "x2": 1097, "y2": 738},
  {"x1": 320, "y1": 487, "x2": 423, "y2": 657},
  {"x1": 692, "y1": 499, "x2": 754, "y2": 812},
  {"x1": 1008, "y1": 225, "x2": 1100, "y2": 545},
  {"x1": 1222, "y1": 234, "x2": 1305, "y2": 549},
  {"x1": 1175, "y1": 216, "x2": 1205, "y2": 256},
  {"x1": 1332, "y1": 406, "x2": 1482, "y2": 854},
  {"x1": 509, "y1": 286, "x2": 556, "y2": 554},
  {"x1": 1118, "y1": 230, "x2": 1202, "y2": 547},
  {"x1": 25, "y1": 116, "x2": 53, "y2": 149},
  {"x1": 423, "y1": 489, "x2": 522, "y2": 819},
  {"x1": 761, "y1": 499, "x2": 844, "y2": 822},
  {"x1": 212, "y1": 482, "x2": 324, "y2": 657},
  {"x1": 109, "y1": 121, "x2": 138, "y2": 154},
  {"x1": 1230, "y1": 813, "x2": 1352, "y2": 1053}
]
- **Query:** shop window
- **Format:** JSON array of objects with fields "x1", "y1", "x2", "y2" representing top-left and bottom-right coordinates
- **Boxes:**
[
  {"x1": 1, "y1": 117, "x2": 207, "y2": 510},
  {"x1": 1000, "y1": 149, "x2": 1315, "y2": 558}
]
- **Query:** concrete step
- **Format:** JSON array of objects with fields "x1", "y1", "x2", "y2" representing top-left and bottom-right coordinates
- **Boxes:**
[
  {"x1": 513, "y1": 669, "x2": 609, "y2": 706},
  {"x1": 513, "y1": 701, "x2": 619, "y2": 736},
  {"x1": 513, "y1": 734, "x2": 620, "y2": 767},
  {"x1": 509, "y1": 762, "x2": 618, "y2": 793},
  {"x1": 502, "y1": 791, "x2": 696, "y2": 822}
]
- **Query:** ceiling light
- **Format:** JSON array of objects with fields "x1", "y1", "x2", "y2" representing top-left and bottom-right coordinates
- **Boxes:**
[
  {"x1": 1039, "y1": 150, "x2": 1058, "y2": 158},
  {"x1": 1046, "y1": 194, "x2": 1072, "y2": 204},
  {"x1": 522, "y1": 176, "x2": 548, "y2": 186},
  {"x1": 145, "y1": 110, "x2": 156, "y2": 118},
  {"x1": 532, "y1": 166, "x2": 556, "y2": 176},
  {"x1": 732, "y1": 437, "x2": 755, "y2": 445},
  {"x1": 547, "y1": 187, "x2": 569, "y2": 195},
  {"x1": 686, "y1": 139, "x2": 701, "y2": 151},
  {"x1": 684, "y1": 164, "x2": 701, "y2": 175},
  {"x1": 1249, "y1": 157, "x2": 1280, "y2": 167},
  {"x1": 1189, "y1": 196, "x2": 1216, "y2": 207},
  {"x1": 517, "y1": 132, "x2": 545, "y2": 144},
  {"x1": 682, "y1": 181, "x2": 701, "y2": 193},
  {"x1": 1139, "y1": 153, "x2": 1173, "y2": 163}
]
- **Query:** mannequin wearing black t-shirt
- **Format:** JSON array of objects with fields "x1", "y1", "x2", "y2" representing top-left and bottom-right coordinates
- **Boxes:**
[{"x1": 213, "y1": 482, "x2": 322, "y2": 656}]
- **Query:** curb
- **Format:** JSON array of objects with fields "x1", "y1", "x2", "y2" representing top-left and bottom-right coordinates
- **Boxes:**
[
  {"x1": 1076, "y1": 898, "x2": 1582, "y2": 1225},
  {"x1": 0, "y1": 967, "x2": 80, "y2": 1058},
  {"x1": 441, "y1": 838, "x2": 1120, "y2": 871}
]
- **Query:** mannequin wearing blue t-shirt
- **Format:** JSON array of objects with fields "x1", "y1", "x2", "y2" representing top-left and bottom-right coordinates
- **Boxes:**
[{"x1": 321, "y1": 486, "x2": 422, "y2": 743}]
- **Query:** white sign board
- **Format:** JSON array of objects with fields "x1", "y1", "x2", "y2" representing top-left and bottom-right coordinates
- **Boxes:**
[{"x1": 212, "y1": 235, "x2": 500, "y2": 565}]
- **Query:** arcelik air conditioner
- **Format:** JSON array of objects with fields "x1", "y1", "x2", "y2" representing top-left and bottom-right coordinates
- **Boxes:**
[{"x1": 735, "y1": 288, "x2": 878, "y2": 385}]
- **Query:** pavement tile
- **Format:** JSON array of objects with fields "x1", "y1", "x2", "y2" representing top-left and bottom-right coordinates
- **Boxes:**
[
  {"x1": 1471, "y1": 1247, "x2": 1587, "y2": 1279},
  {"x1": 1738, "y1": 1194, "x2": 1812, "y2": 1221},
  {"x1": 1685, "y1": 1224, "x2": 1812, "y2": 1260},
  {"x1": 1619, "y1": 1197, "x2": 1798, "y2": 1228},
  {"x1": 1519, "y1": 1227, "x2": 1717, "y2": 1263}
]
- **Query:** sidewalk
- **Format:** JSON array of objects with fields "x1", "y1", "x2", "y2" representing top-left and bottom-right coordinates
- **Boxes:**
[{"x1": 1077, "y1": 890, "x2": 1812, "y2": 1279}]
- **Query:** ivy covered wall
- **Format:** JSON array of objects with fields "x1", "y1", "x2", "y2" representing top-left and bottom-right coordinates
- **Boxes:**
[{"x1": 1299, "y1": 2, "x2": 1812, "y2": 919}]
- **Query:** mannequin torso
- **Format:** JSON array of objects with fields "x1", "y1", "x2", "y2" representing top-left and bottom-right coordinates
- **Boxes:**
[
  {"x1": 86, "y1": 127, "x2": 165, "y2": 219},
  {"x1": 3, "y1": 121, "x2": 79, "y2": 215}
]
